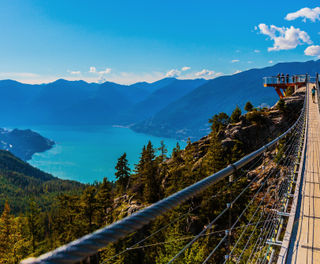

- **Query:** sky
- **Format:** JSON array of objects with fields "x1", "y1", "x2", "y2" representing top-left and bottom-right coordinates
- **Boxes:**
[{"x1": 1, "y1": 0, "x2": 320, "y2": 84}]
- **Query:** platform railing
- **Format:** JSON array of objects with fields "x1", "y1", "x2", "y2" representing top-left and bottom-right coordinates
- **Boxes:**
[{"x1": 263, "y1": 75, "x2": 308, "y2": 85}]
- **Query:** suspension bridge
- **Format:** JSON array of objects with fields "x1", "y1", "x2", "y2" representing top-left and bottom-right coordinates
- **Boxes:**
[{"x1": 22, "y1": 75, "x2": 320, "y2": 264}]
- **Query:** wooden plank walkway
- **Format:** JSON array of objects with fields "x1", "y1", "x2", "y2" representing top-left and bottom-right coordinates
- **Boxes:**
[{"x1": 287, "y1": 83, "x2": 320, "y2": 264}]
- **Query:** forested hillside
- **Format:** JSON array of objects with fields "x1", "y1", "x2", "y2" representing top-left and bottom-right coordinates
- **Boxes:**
[
  {"x1": 1, "y1": 88, "x2": 304, "y2": 263},
  {"x1": 0, "y1": 150, "x2": 84, "y2": 214}
]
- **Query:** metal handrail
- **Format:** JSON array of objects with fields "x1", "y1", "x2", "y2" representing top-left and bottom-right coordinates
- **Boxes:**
[{"x1": 22, "y1": 95, "x2": 306, "y2": 264}]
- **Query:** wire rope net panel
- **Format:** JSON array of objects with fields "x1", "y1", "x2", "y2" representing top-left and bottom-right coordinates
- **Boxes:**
[{"x1": 21, "y1": 91, "x2": 306, "y2": 264}]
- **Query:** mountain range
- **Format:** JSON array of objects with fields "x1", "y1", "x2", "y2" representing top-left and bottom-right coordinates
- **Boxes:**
[{"x1": 1, "y1": 60, "x2": 319, "y2": 140}]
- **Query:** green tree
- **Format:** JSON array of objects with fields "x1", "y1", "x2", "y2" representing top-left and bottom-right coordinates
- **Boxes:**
[
  {"x1": 132, "y1": 142, "x2": 159, "y2": 202},
  {"x1": 81, "y1": 186, "x2": 98, "y2": 232},
  {"x1": 115, "y1": 153, "x2": 131, "y2": 193},
  {"x1": 0, "y1": 201, "x2": 13, "y2": 260},
  {"x1": 209, "y1": 112, "x2": 230, "y2": 133},
  {"x1": 244, "y1": 101, "x2": 253, "y2": 112},
  {"x1": 96, "y1": 178, "x2": 113, "y2": 225},
  {"x1": 157, "y1": 140, "x2": 168, "y2": 162},
  {"x1": 27, "y1": 199, "x2": 40, "y2": 252},
  {"x1": 230, "y1": 105, "x2": 242, "y2": 123},
  {"x1": 202, "y1": 133, "x2": 227, "y2": 176},
  {"x1": 0, "y1": 202, "x2": 30, "y2": 263},
  {"x1": 230, "y1": 140, "x2": 244, "y2": 163},
  {"x1": 171, "y1": 142, "x2": 184, "y2": 164},
  {"x1": 142, "y1": 141, "x2": 158, "y2": 203},
  {"x1": 55, "y1": 194, "x2": 82, "y2": 244}
]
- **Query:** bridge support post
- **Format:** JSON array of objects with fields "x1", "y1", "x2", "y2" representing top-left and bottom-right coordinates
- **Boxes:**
[
  {"x1": 225, "y1": 174, "x2": 234, "y2": 263},
  {"x1": 275, "y1": 88, "x2": 284, "y2": 98}
]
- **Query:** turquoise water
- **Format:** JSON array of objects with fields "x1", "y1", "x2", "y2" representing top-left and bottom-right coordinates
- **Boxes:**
[{"x1": 25, "y1": 125, "x2": 185, "y2": 183}]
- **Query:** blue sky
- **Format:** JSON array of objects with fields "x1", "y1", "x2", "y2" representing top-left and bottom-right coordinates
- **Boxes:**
[{"x1": 1, "y1": 0, "x2": 320, "y2": 84}]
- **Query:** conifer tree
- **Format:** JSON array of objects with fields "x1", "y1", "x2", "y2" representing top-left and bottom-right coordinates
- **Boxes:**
[
  {"x1": 157, "y1": 140, "x2": 168, "y2": 162},
  {"x1": 132, "y1": 146, "x2": 148, "y2": 198},
  {"x1": 135, "y1": 146, "x2": 146, "y2": 175},
  {"x1": 27, "y1": 199, "x2": 40, "y2": 252},
  {"x1": 54, "y1": 194, "x2": 83, "y2": 244},
  {"x1": 0, "y1": 201, "x2": 12, "y2": 259},
  {"x1": 244, "y1": 101, "x2": 253, "y2": 112},
  {"x1": 143, "y1": 141, "x2": 158, "y2": 203},
  {"x1": 115, "y1": 153, "x2": 131, "y2": 193},
  {"x1": 81, "y1": 186, "x2": 98, "y2": 232},
  {"x1": 230, "y1": 140, "x2": 244, "y2": 163},
  {"x1": 172, "y1": 142, "x2": 182, "y2": 160},
  {"x1": 133, "y1": 141, "x2": 159, "y2": 202},
  {"x1": 96, "y1": 177, "x2": 113, "y2": 225},
  {"x1": 203, "y1": 133, "x2": 226, "y2": 176},
  {"x1": 209, "y1": 112, "x2": 230, "y2": 133},
  {"x1": 0, "y1": 202, "x2": 30, "y2": 263},
  {"x1": 230, "y1": 105, "x2": 242, "y2": 123}
]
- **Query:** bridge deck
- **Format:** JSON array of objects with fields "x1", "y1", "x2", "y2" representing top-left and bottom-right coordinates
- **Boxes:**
[{"x1": 287, "y1": 83, "x2": 320, "y2": 263}]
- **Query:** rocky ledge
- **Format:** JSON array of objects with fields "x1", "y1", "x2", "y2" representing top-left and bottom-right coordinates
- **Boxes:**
[{"x1": 171, "y1": 87, "x2": 305, "y2": 171}]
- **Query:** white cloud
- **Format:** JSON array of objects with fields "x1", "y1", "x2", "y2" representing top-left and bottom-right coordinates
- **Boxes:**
[
  {"x1": 248, "y1": 61, "x2": 253, "y2": 64},
  {"x1": 304, "y1": 45, "x2": 320, "y2": 57},
  {"x1": 258, "y1": 23, "x2": 312, "y2": 51},
  {"x1": 165, "y1": 69, "x2": 181, "y2": 77},
  {"x1": 89, "y1": 66, "x2": 111, "y2": 75},
  {"x1": 195, "y1": 69, "x2": 215, "y2": 77},
  {"x1": 268, "y1": 60, "x2": 273, "y2": 63},
  {"x1": 231, "y1": 59, "x2": 240, "y2": 63},
  {"x1": 285, "y1": 7, "x2": 320, "y2": 22},
  {"x1": 68, "y1": 70, "x2": 81, "y2": 75},
  {"x1": 0, "y1": 72, "x2": 39, "y2": 78},
  {"x1": 181, "y1": 66, "x2": 191, "y2": 71},
  {"x1": 254, "y1": 49, "x2": 260, "y2": 53},
  {"x1": 98, "y1": 68, "x2": 112, "y2": 75},
  {"x1": 234, "y1": 70, "x2": 242, "y2": 74}
]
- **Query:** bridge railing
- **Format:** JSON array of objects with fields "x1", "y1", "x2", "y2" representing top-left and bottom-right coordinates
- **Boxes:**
[
  {"x1": 22, "y1": 92, "x2": 307, "y2": 264},
  {"x1": 316, "y1": 73, "x2": 320, "y2": 112},
  {"x1": 276, "y1": 80, "x2": 309, "y2": 263}
]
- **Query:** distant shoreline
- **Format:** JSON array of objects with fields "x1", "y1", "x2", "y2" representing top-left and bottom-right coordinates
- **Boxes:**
[{"x1": 0, "y1": 127, "x2": 55, "y2": 161}]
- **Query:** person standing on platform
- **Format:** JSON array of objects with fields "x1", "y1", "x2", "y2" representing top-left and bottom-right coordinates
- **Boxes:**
[{"x1": 312, "y1": 85, "x2": 316, "y2": 103}]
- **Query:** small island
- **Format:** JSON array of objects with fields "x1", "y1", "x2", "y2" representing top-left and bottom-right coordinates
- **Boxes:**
[{"x1": 0, "y1": 128, "x2": 55, "y2": 161}]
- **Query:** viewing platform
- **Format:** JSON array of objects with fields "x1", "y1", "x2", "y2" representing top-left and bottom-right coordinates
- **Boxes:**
[{"x1": 263, "y1": 74, "x2": 311, "y2": 98}]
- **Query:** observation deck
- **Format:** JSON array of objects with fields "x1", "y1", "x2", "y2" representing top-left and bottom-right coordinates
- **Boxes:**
[{"x1": 263, "y1": 75, "x2": 310, "y2": 99}]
